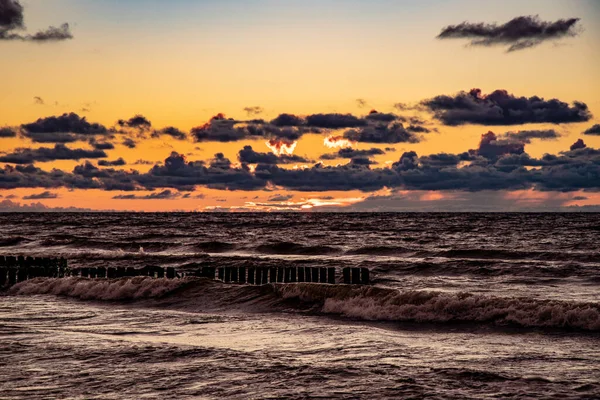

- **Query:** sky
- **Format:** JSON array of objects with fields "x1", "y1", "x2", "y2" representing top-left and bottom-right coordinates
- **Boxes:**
[{"x1": 1, "y1": 0, "x2": 600, "y2": 211}]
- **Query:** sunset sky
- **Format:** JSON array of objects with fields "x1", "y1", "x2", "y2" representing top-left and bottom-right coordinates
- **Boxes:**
[{"x1": 1, "y1": 0, "x2": 600, "y2": 211}]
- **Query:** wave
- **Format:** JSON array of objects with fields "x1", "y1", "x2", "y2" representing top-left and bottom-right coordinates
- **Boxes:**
[
  {"x1": 7, "y1": 278, "x2": 600, "y2": 332},
  {"x1": 39, "y1": 238, "x2": 181, "y2": 253},
  {"x1": 196, "y1": 241, "x2": 237, "y2": 253},
  {"x1": 8, "y1": 277, "x2": 191, "y2": 301},
  {"x1": 254, "y1": 241, "x2": 341, "y2": 256},
  {"x1": 432, "y1": 248, "x2": 600, "y2": 263}
]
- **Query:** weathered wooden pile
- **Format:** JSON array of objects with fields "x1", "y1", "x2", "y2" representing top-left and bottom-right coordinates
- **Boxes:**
[{"x1": 0, "y1": 255, "x2": 371, "y2": 288}]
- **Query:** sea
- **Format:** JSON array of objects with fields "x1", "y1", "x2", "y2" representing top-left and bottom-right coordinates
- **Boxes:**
[{"x1": 0, "y1": 212, "x2": 599, "y2": 399}]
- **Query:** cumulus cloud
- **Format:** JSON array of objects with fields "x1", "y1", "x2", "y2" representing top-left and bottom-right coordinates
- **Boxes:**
[
  {"x1": 0, "y1": 127, "x2": 17, "y2": 138},
  {"x1": 437, "y1": 15, "x2": 581, "y2": 52},
  {"x1": 344, "y1": 123, "x2": 420, "y2": 144},
  {"x1": 152, "y1": 126, "x2": 187, "y2": 140},
  {"x1": 320, "y1": 148, "x2": 385, "y2": 160},
  {"x1": 121, "y1": 138, "x2": 137, "y2": 149},
  {"x1": 305, "y1": 113, "x2": 367, "y2": 129},
  {"x1": 117, "y1": 115, "x2": 152, "y2": 131},
  {"x1": 271, "y1": 113, "x2": 305, "y2": 127},
  {"x1": 499, "y1": 129, "x2": 560, "y2": 143},
  {"x1": 113, "y1": 190, "x2": 181, "y2": 200},
  {"x1": 23, "y1": 191, "x2": 58, "y2": 200},
  {"x1": 583, "y1": 124, "x2": 600, "y2": 136},
  {"x1": 238, "y1": 145, "x2": 309, "y2": 165},
  {"x1": 421, "y1": 88, "x2": 591, "y2": 126},
  {"x1": 0, "y1": 144, "x2": 107, "y2": 164},
  {"x1": 20, "y1": 113, "x2": 108, "y2": 144},
  {"x1": 98, "y1": 158, "x2": 126, "y2": 167},
  {"x1": 0, "y1": 0, "x2": 73, "y2": 42},
  {"x1": 570, "y1": 139, "x2": 586, "y2": 151},
  {"x1": 268, "y1": 194, "x2": 294, "y2": 202}
]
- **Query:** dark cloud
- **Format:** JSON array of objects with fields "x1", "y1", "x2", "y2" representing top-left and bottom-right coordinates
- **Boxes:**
[
  {"x1": 23, "y1": 191, "x2": 58, "y2": 200},
  {"x1": 98, "y1": 158, "x2": 126, "y2": 167},
  {"x1": 21, "y1": 113, "x2": 108, "y2": 137},
  {"x1": 476, "y1": 131, "x2": 524, "y2": 160},
  {"x1": 191, "y1": 114, "x2": 248, "y2": 142},
  {"x1": 422, "y1": 88, "x2": 591, "y2": 126},
  {"x1": 0, "y1": 127, "x2": 17, "y2": 138},
  {"x1": 152, "y1": 126, "x2": 187, "y2": 140},
  {"x1": 33, "y1": 96, "x2": 44, "y2": 105},
  {"x1": 122, "y1": 138, "x2": 137, "y2": 149},
  {"x1": 0, "y1": 144, "x2": 107, "y2": 164},
  {"x1": 437, "y1": 15, "x2": 581, "y2": 52},
  {"x1": 89, "y1": 140, "x2": 115, "y2": 150},
  {"x1": 365, "y1": 110, "x2": 399, "y2": 123},
  {"x1": 0, "y1": 0, "x2": 72, "y2": 42},
  {"x1": 134, "y1": 159, "x2": 154, "y2": 165},
  {"x1": 117, "y1": 115, "x2": 152, "y2": 130},
  {"x1": 344, "y1": 123, "x2": 420, "y2": 144},
  {"x1": 271, "y1": 113, "x2": 305, "y2": 127},
  {"x1": 406, "y1": 125, "x2": 431, "y2": 133},
  {"x1": 268, "y1": 194, "x2": 293, "y2": 202},
  {"x1": 24, "y1": 132, "x2": 79, "y2": 143},
  {"x1": 305, "y1": 113, "x2": 367, "y2": 129},
  {"x1": 113, "y1": 190, "x2": 180, "y2": 200},
  {"x1": 238, "y1": 146, "x2": 309, "y2": 165},
  {"x1": 243, "y1": 106, "x2": 264, "y2": 117},
  {"x1": 570, "y1": 139, "x2": 586, "y2": 151},
  {"x1": 500, "y1": 129, "x2": 560, "y2": 143},
  {"x1": 321, "y1": 147, "x2": 385, "y2": 160},
  {"x1": 583, "y1": 124, "x2": 600, "y2": 136}
]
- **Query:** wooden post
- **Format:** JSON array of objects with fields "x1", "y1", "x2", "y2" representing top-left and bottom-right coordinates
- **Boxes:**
[
  {"x1": 89, "y1": 268, "x2": 97, "y2": 279},
  {"x1": 290, "y1": 267, "x2": 297, "y2": 283},
  {"x1": 8, "y1": 269, "x2": 17, "y2": 286},
  {"x1": 327, "y1": 267, "x2": 336, "y2": 284},
  {"x1": 0, "y1": 256, "x2": 5, "y2": 266},
  {"x1": 231, "y1": 266, "x2": 239, "y2": 282},
  {"x1": 218, "y1": 267, "x2": 225, "y2": 281},
  {"x1": 81, "y1": 268, "x2": 89, "y2": 278},
  {"x1": 342, "y1": 267, "x2": 351, "y2": 284},
  {"x1": 255, "y1": 268, "x2": 262, "y2": 285},
  {"x1": 224, "y1": 267, "x2": 232, "y2": 283},
  {"x1": 319, "y1": 268, "x2": 327, "y2": 283},
  {"x1": 277, "y1": 267, "x2": 284, "y2": 283},
  {"x1": 351, "y1": 268, "x2": 361, "y2": 284},
  {"x1": 0, "y1": 268, "x2": 6, "y2": 286},
  {"x1": 269, "y1": 268, "x2": 277, "y2": 284},
  {"x1": 261, "y1": 268, "x2": 269, "y2": 285},
  {"x1": 166, "y1": 267, "x2": 176, "y2": 279},
  {"x1": 156, "y1": 267, "x2": 165, "y2": 278},
  {"x1": 311, "y1": 267, "x2": 319, "y2": 283},
  {"x1": 238, "y1": 267, "x2": 246, "y2": 284},
  {"x1": 248, "y1": 267, "x2": 255, "y2": 284},
  {"x1": 97, "y1": 267, "x2": 107, "y2": 278},
  {"x1": 298, "y1": 267, "x2": 305, "y2": 282},
  {"x1": 361, "y1": 268, "x2": 370, "y2": 285},
  {"x1": 17, "y1": 256, "x2": 25, "y2": 267},
  {"x1": 126, "y1": 267, "x2": 136, "y2": 277},
  {"x1": 107, "y1": 267, "x2": 116, "y2": 279},
  {"x1": 116, "y1": 267, "x2": 126, "y2": 278},
  {"x1": 303, "y1": 267, "x2": 311, "y2": 282},
  {"x1": 284, "y1": 267, "x2": 291, "y2": 283}
]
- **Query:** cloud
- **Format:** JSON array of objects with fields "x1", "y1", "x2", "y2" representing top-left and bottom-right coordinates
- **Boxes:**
[
  {"x1": 437, "y1": 15, "x2": 581, "y2": 52},
  {"x1": 0, "y1": 0, "x2": 73, "y2": 42},
  {"x1": 122, "y1": 138, "x2": 137, "y2": 148},
  {"x1": 0, "y1": 144, "x2": 107, "y2": 164},
  {"x1": 305, "y1": 113, "x2": 367, "y2": 129},
  {"x1": 243, "y1": 106, "x2": 264, "y2": 116},
  {"x1": 583, "y1": 124, "x2": 600, "y2": 136},
  {"x1": 271, "y1": 113, "x2": 305, "y2": 127},
  {"x1": 0, "y1": 127, "x2": 17, "y2": 138},
  {"x1": 89, "y1": 140, "x2": 115, "y2": 150},
  {"x1": 23, "y1": 191, "x2": 58, "y2": 200},
  {"x1": 191, "y1": 114, "x2": 248, "y2": 142},
  {"x1": 152, "y1": 126, "x2": 187, "y2": 140},
  {"x1": 98, "y1": 158, "x2": 126, "y2": 167},
  {"x1": 421, "y1": 88, "x2": 592, "y2": 126},
  {"x1": 238, "y1": 145, "x2": 309, "y2": 165},
  {"x1": 0, "y1": 199, "x2": 95, "y2": 212},
  {"x1": 499, "y1": 129, "x2": 560, "y2": 143},
  {"x1": 21, "y1": 113, "x2": 108, "y2": 141},
  {"x1": 117, "y1": 114, "x2": 152, "y2": 130},
  {"x1": 268, "y1": 194, "x2": 294, "y2": 202},
  {"x1": 476, "y1": 131, "x2": 524, "y2": 160},
  {"x1": 365, "y1": 110, "x2": 399, "y2": 123},
  {"x1": 320, "y1": 148, "x2": 385, "y2": 160},
  {"x1": 344, "y1": 123, "x2": 420, "y2": 144},
  {"x1": 33, "y1": 96, "x2": 44, "y2": 105},
  {"x1": 570, "y1": 139, "x2": 586, "y2": 151},
  {"x1": 113, "y1": 189, "x2": 181, "y2": 200}
]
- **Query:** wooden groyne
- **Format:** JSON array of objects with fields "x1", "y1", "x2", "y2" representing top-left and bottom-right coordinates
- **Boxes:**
[{"x1": 0, "y1": 255, "x2": 371, "y2": 288}]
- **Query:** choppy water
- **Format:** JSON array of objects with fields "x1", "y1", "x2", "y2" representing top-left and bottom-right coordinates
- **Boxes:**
[{"x1": 0, "y1": 213, "x2": 599, "y2": 399}]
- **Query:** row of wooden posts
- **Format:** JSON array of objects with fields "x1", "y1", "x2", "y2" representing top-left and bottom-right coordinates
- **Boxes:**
[{"x1": 0, "y1": 255, "x2": 371, "y2": 287}]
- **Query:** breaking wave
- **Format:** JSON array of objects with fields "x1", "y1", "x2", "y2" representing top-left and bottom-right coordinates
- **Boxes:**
[
  {"x1": 6, "y1": 278, "x2": 600, "y2": 332},
  {"x1": 254, "y1": 241, "x2": 341, "y2": 255}
]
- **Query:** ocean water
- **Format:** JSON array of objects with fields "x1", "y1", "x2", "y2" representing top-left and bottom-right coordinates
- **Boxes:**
[{"x1": 0, "y1": 213, "x2": 599, "y2": 399}]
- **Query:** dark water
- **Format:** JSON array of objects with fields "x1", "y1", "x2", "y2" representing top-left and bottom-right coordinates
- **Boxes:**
[{"x1": 1, "y1": 213, "x2": 599, "y2": 399}]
